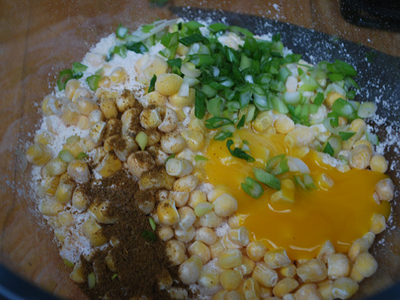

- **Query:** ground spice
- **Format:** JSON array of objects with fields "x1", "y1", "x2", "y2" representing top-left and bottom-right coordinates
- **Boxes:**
[{"x1": 77, "y1": 169, "x2": 185, "y2": 300}]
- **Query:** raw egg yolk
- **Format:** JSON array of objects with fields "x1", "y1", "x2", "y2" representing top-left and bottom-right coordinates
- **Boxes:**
[{"x1": 204, "y1": 129, "x2": 390, "y2": 260}]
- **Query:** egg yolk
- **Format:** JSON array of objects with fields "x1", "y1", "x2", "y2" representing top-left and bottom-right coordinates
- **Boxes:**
[{"x1": 204, "y1": 128, "x2": 390, "y2": 260}]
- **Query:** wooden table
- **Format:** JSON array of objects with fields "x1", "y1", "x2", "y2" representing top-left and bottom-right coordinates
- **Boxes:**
[{"x1": 0, "y1": 0, "x2": 399, "y2": 299}]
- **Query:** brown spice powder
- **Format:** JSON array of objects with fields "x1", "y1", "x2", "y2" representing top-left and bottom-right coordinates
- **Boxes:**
[{"x1": 78, "y1": 170, "x2": 185, "y2": 300}]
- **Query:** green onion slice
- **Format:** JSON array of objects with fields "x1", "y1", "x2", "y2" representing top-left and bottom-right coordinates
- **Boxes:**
[
  {"x1": 88, "y1": 272, "x2": 96, "y2": 289},
  {"x1": 237, "y1": 115, "x2": 246, "y2": 129},
  {"x1": 195, "y1": 155, "x2": 209, "y2": 162},
  {"x1": 205, "y1": 117, "x2": 234, "y2": 129},
  {"x1": 303, "y1": 173, "x2": 317, "y2": 189},
  {"x1": 86, "y1": 75, "x2": 102, "y2": 91},
  {"x1": 213, "y1": 131, "x2": 233, "y2": 141},
  {"x1": 254, "y1": 168, "x2": 281, "y2": 190},
  {"x1": 111, "y1": 273, "x2": 118, "y2": 280},
  {"x1": 57, "y1": 69, "x2": 73, "y2": 91},
  {"x1": 142, "y1": 230, "x2": 156, "y2": 242},
  {"x1": 149, "y1": 217, "x2": 156, "y2": 231},
  {"x1": 126, "y1": 41, "x2": 148, "y2": 53},
  {"x1": 148, "y1": 74, "x2": 157, "y2": 93},
  {"x1": 366, "y1": 131, "x2": 379, "y2": 145},
  {"x1": 266, "y1": 154, "x2": 286, "y2": 173},
  {"x1": 241, "y1": 177, "x2": 264, "y2": 199},
  {"x1": 165, "y1": 153, "x2": 175, "y2": 164},
  {"x1": 323, "y1": 136, "x2": 342, "y2": 157},
  {"x1": 63, "y1": 259, "x2": 74, "y2": 268},
  {"x1": 195, "y1": 89, "x2": 206, "y2": 119},
  {"x1": 226, "y1": 139, "x2": 255, "y2": 163},
  {"x1": 77, "y1": 152, "x2": 88, "y2": 160},
  {"x1": 339, "y1": 131, "x2": 355, "y2": 141},
  {"x1": 293, "y1": 175, "x2": 306, "y2": 190},
  {"x1": 116, "y1": 24, "x2": 129, "y2": 39},
  {"x1": 71, "y1": 62, "x2": 88, "y2": 78},
  {"x1": 357, "y1": 102, "x2": 377, "y2": 118},
  {"x1": 135, "y1": 131, "x2": 148, "y2": 151},
  {"x1": 58, "y1": 150, "x2": 75, "y2": 163}
]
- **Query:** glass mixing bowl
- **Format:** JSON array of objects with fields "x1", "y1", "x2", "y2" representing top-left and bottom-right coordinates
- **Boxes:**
[{"x1": 1, "y1": 1, "x2": 399, "y2": 299}]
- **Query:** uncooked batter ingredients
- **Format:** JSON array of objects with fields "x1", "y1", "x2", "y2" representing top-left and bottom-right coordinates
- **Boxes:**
[{"x1": 25, "y1": 18, "x2": 395, "y2": 300}]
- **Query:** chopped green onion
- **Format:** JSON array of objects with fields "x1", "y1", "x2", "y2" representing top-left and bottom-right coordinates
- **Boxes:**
[
  {"x1": 207, "y1": 96, "x2": 224, "y2": 116},
  {"x1": 86, "y1": 75, "x2": 102, "y2": 91},
  {"x1": 63, "y1": 259, "x2": 74, "y2": 268},
  {"x1": 58, "y1": 150, "x2": 75, "y2": 163},
  {"x1": 213, "y1": 131, "x2": 233, "y2": 141},
  {"x1": 116, "y1": 24, "x2": 129, "y2": 39},
  {"x1": 226, "y1": 139, "x2": 255, "y2": 163},
  {"x1": 357, "y1": 102, "x2": 377, "y2": 118},
  {"x1": 184, "y1": 20, "x2": 205, "y2": 31},
  {"x1": 323, "y1": 142, "x2": 334, "y2": 156},
  {"x1": 229, "y1": 25, "x2": 254, "y2": 37},
  {"x1": 77, "y1": 152, "x2": 88, "y2": 160},
  {"x1": 57, "y1": 69, "x2": 73, "y2": 91},
  {"x1": 111, "y1": 273, "x2": 118, "y2": 280},
  {"x1": 148, "y1": 74, "x2": 157, "y2": 93},
  {"x1": 202, "y1": 84, "x2": 218, "y2": 98},
  {"x1": 205, "y1": 117, "x2": 234, "y2": 129},
  {"x1": 339, "y1": 155, "x2": 349, "y2": 165},
  {"x1": 195, "y1": 90, "x2": 206, "y2": 119},
  {"x1": 241, "y1": 177, "x2": 264, "y2": 199},
  {"x1": 303, "y1": 174, "x2": 317, "y2": 189},
  {"x1": 328, "y1": 73, "x2": 344, "y2": 82},
  {"x1": 323, "y1": 136, "x2": 342, "y2": 157},
  {"x1": 293, "y1": 175, "x2": 306, "y2": 189},
  {"x1": 149, "y1": 217, "x2": 156, "y2": 231},
  {"x1": 237, "y1": 115, "x2": 246, "y2": 129},
  {"x1": 95, "y1": 68, "x2": 104, "y2": 75},
  {"x1": 194, "y1": 202, "x2": 214, "y2": 217},
  {"x1": 208, "y1": 23, "x2": 229, "y2": 33},
  {"x1": 339, "y1": 131, "x2": 355, "y2": 141},
  {"x1": 88, "y1": 272, "x2": 96, "y2": 289},
  {"x1": 314, "y1": 92, "x2": 324, "y2": 106},
  {"x1": 253, "y1": 168, "x2": 281, "y2": 190},
  {"x1": 266, "y1": 154, "x2": 286, "y2": 173},
  {"x1": 179, "y1": 34, "x2": 207, "y2": 46},
  {"x1": 331, "y1": 98, "x2": 357, "y2": 120},
  {"x1": 126, "y1": 42, "x2": 148, "y2": 54},
  {"x1": 142, "y1": 230, "x2": 156, "y2": 242},
  {"x1": 195, "y1": 155, "x2": 209, "y2": 162},
  {"x1": 278, "y1": 66, "x2": 291, "y2": 83},
  {"x1": 71, "y1": 62, "x2": 88, "y2": 79},
  {"x1": 271, "y1": 159, "x2": 289, "y2": 175},
  {"x1": 135, "y1": 132, "x2": 148, "y2": 150},
  {"x1": 271, "y1": 96, "x2": 289, "y2": 114},
  {"x1": 366, "y1": 131, "x2": 379, "y2": 145},
  {"x1": 167, "y1": 58, "x2": 182, "y2": 68}
]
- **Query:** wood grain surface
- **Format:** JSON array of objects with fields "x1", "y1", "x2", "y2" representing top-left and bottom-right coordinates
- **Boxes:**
[{"x1": 0, "y1": 0, "x2": 399, "y2": 299}]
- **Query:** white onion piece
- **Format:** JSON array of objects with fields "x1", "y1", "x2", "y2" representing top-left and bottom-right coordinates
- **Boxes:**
[
  {"x1": 323, "y1": 117, "x2": 339, "y2": 136},
  {"x1": 358, "y1": 102, "x2": 377, "y2": 118},
  {"x1": 178, "y1": 82, "x2": 190, "y2": 97},
  {"x1": 128, "y1": 19, "x2": 179, "y2": 42},
  {"x1": 211, "y1": 66, "x2": 220, "y2": 77},
  {"x1": 287, "y1": 157, "x2": 310, "y2": 174},
  {"x1": 183, "y1": 76, "x2": 199, "y2": 87},
  {"x1": 245, "y1": 75, "x2": 254, "y2": 83},
  {"x1": 181, "y1": 63, "x2": 201, "y2": 78},
  {"x1": 331, "y1": 83, "x2": 346, "y2": 97}
]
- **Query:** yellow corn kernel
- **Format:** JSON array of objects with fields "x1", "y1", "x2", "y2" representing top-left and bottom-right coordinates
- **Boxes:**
[
  {"x1": 174, "y1": 175, "x2": 199, "y2": 193},
  {"x1": 143, "y1": 91, "x2": 166, "y2": 107},
  {"x1": 160, "y1": 132, "x2": 187, "y2": 154},
  {"x1": 105, "y1": 251, "x2": 116, "y2": 272},
  {"x1": 327, "y1": 254, "x2": 350, "y2": 279},
  {"x1": 82, "y1": 216, "x2": 108, "y2": 247},
  {"x1": 103, "y1": 134, "x2": 119, "y2": 152},
  {"x1": 294, "y1": 283, "x2": 322, "y2": 300},
  {"x1": 157, "y1": 268, "x2": 173, "y2": 291},
  {"x1": 126, "y1": 151, "x2": 155, "y2": 178},
  {"x1": 213, "y1": 194, "x2": 238, "y2": 217},
  {"x1": 195, "y1": 227, "x2": 217, "y2": 246},
  {"x1": 65, "y1": 79, "x2": 81, "y2": 100},
  {"x1": 139, "y1": 168, "x2": 175, "y2": 190},
  {"x1": 89, "y1": 202, "x2": 118, "y2": 224},
  {"x1": 76, "y1": 96, "x2": 98, "y2": 116},
  {"x1": 109, "y1": 67, "x2": 127, "y2": 84},
  {"x1": 76, "y1": 115, "x2": 89, "y2": 130},
  {"x1": 228, "y1": 214, "x2": 240, "y2": 229},
  {"x1": 140, "y1": 107, "x2": 163, "y2": 129},
  {"x1": 290, "y1": 146, "x2": 310, "y2": 158},
  {"x1": 72, "y1": 187, "x2": 88, "y2": 211},
  {"x1": 297, "y1": 259, "x2": 328, "y2": 283},
  {"x1": 348, "y1": 232, "x2": 375, "y2": 262},
  {"x1": 155, "y1": 73, "x2": 183, "y2": 96},
  {"x1": 235, "y1": 256, "x2": 255, "y2": 277},
  {"x1": 181, "y1": 130, "x2": 205, "y2": 151},
  {"x1": 198, "y1": 266, "x2": 220, "y2": 290},
  {"x1": 95, "y1": 152, "x2": 122, "y2": 178},
  {"x1": 114, "y1": 135, "x2": 138, "y2": 162},
  {"x1": 369, "y1": 154, "x2": 388, "y2": 173},
  {"x1": 176, "y1": 44, "x2": 189, "y2": 56},
  {"x1": 88, "y1": 109, "x2": 105, "y2": 126},
  {"x1": 169, "y1": 88, "x2": 196, "y2": 108},
  {"x1": 273, "y1": 278, "x2": 299, "y2": 298},
  {"x1": 166, "y1": 239, "x2": 187, "y2": 266},
  {"x1": 198, "y1": 211, "x2": 223, "y2": 228},
  {"x1": 284, "y1": 126, "x2": 314, "y2": 148},
  {"x1": 62, "y1": 108, "x2": 80, "y2": 126},
  {"x1": 317, "y1": 240, "x2": 336, "y2": 264},
  {"x1": 253, "y1": 262, "x2": 278, "y2": 288},
  {"x1": 332, "y1": 278, "x2": 359, "y2": 299},
  {"x1": 175, "y1": 225, "x2": 195, "y2": 243},
  {"x1": 375, "y1": 178, "x2": 394, "y2": 202},
  {"x1": 70, "y1": 263, "x2": 86, "y2": 283},
  {"x1": 188, "y1": 111, "x2": 206, "y2": 133},
  {"x1": 58, "y1": 211, "x2": 74, "y2": 227},
  {"x1": 280, "y1": 264, "x2": 297, "y2": 278},
  {"x1": 218, "y1": 249, "x2": 243, "y2": 269},
  {"x1": 209, "y1": 239, "x2": 226, "y2": 259},
  {"x1": 350, "y1": 252, "x2": 378, "y2": 282},
  {"x1": 34, "y1": 131, "x2": 53, "y2": 145},
  {"x1": 188, "y1": 241, "x2": 210, "y2": 265},
  {"x1": 39, "y1": 198, "x2": 64, "y2": 216},
  {"x1": 178, "y1": 255, "x2": 203, "y2": 285},
  {"x1": 270, "y1": 179, "x2": 295, "y2": 205},
  {"x1": 43, "y1": 174, "x2": 60, "y2": 195},
  {"x1": 135, "y1": 54, "x2": 168, "y2": 84},
  {"x1": 62, "y1": 140, "x2": 85, "y2": 158},
  {"x1": 100, "y1": 98, "x2": 118, "y2": 119},
  {"x1": 98, "y1": 75, "x2": 111, "y2": 88},
  {"x1": 165, "y1": 158, "x2": 193, "y2": 178},
  {"x1": 157, "y1": 200, "x2": 180, "y2": 226},
  {"x1": 318, "y1": 280, "x2": 334, "y2": 300},
  {"x1": 343, "y1": 119, "x2": 367, "y2": 150},
  {"x1": 274, "y1": 115, "x2": 295, "y2": 134},
  {"x1": 228, "y1": 226, "x2": 250, "y2": 247},
  {"x1": 41, "y1": 95, "x2": 61, "y2": 116},
  {"x1": 67, "y1": 160, "x2": 90, "y2": 184},
  {"x1": 263, "y1": 249, "x2": 291, "y2": 269},
  {"x1": 349, "y1": 145, "x2": 372, "y2": 169},
  {"x1": 71, "y1": 87, "x2": 92, "y2": 103},
  {"x1": 55, "y1": 175, "x2": 75, "y2": 204},
  {"x1": 25, "y1": 143, "x2": 52, "y2": 166},
  {"x1": 370, "y1": 213, "x2": 386, "y2": 234},
  {"x1": 252, "y1": 111, "x2": 273, "y2": 132},
  {"x1": 243, "y1": 278, "x2": 261, "y2": 300},
  {"x1": 325, "y1": 92, "x2": 344, "y2": 108},
  {"x1": 220, "y1": 269, "x2": 242, "y2": 291},
  {"x1": 45, "y1": 157, "x2": 68, "y2": 176},
  {"x1": 188, "y1": 189, "x2": 207, "y2": 209}
]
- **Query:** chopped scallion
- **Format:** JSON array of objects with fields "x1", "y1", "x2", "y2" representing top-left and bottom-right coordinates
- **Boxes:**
[
  {"x1": 213, "y1": 131, "x2": 233, "y2": 141},
  {"x1": 86, "y1": 75, "x2": 102, "y2": 91},
  {"x1": 253, "y1": 168, "x2": 281, "y2": 190},
  {"x1": 241, "y1": 177, "x2": 264, "y2": 199},
  {"x1": 58, "y1": 150, "x2": 75, "y2": 163},
  {"x1": 226, "y1": 139, "x2": 255, "y2": 163},
  {"x1": 149, "y1": 217, "x2": 156, "y2": 231},
  {"x1": 88, "y1": 272, "x2": 96, "y2": 289},
  {"x1": 135, "y1": 132, "x2": 148, "y2": 151},
  {"x1": 205, "y1": 117, "x2": 234, "y2": 129},
  {"x1": 57, "y1": 69, "x2": 73, "y2": 91},
  {"x1": 148, "y1": 74, "x2": 157, "y2": 93}
]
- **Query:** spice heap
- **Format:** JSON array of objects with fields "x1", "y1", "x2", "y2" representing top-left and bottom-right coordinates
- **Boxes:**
[{"x1": 25, "y1": 18, "x2": 394, "y2": 300}]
